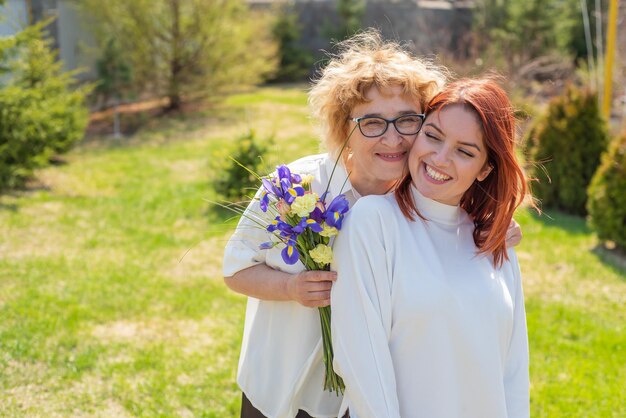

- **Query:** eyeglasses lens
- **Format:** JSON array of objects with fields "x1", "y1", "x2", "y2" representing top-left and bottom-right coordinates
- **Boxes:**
[{"x1": 358, "y1": 115, "x2": 423, "y2": 137}]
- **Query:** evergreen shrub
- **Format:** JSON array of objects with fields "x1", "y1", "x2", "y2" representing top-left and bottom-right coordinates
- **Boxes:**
[
  {"x1": 0, "y1": 23, "x2": 90, "y2": 190},
  {"x1": 587, "y1": 132, "x2": 626, "y2": 249},
  {"x1": 524, "y1": 85, "x2": 608, "y2": 215},
  {"x1": 214, "y1": 130, "x2": 271, "y2": 201},
  {"x1": 269, "y1": 6, "x2": 313, "y2": 82}
]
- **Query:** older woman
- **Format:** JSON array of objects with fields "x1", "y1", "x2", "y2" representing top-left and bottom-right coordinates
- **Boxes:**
[
  {"x1": 222, "y1": 31, "x2": 446, "y2": 418},
  {"x1": 331, "y1": 78, "x2": 533, "y2": 418}
]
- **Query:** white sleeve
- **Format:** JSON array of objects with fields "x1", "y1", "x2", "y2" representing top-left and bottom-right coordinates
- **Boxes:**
[
  {"x1": 331, "y1": 199, "x2": 401, "y2": 418},
  {"x1": 222, "y1": 186, "x2": 271, "y2": 277},
  {"x1": 503, "y1": 250, "x2": 530, "y2": 418}
]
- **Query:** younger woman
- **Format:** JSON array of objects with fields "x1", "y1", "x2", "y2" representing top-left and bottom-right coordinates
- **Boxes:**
[{"x1": 331, "y1": 78, "x2": 532, "y2": 418}]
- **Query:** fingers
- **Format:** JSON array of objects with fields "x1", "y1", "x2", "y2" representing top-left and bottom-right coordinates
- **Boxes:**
[
  {"x1": 299, "y1": 270, "x2": 337, "y2": 282},
  {"x1": 302, "y1": 298, "x2": 331, "y2": 308},
  {"x1": 287, "y1": 272, "x2": 335, "y2": 307},
  {"x1": 505, "y1": 219, "x2": 523, "y2": 248},
  {"x1": 300, "y1": 289, "x2": 332, "y2": 307}
]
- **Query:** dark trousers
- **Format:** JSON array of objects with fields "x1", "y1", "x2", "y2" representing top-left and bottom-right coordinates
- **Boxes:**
[{"x1": 241, "y1": 392, "x2": 315, "y2": 418}]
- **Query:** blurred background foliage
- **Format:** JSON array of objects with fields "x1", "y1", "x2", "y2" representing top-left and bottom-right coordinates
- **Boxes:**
[{"x1": 0, "y1": 0, "x2": 622, "y2": 288}]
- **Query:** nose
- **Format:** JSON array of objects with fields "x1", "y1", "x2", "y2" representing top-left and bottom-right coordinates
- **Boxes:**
[
  {"x1": 380, "y1": 123, "x2": 407, "y2": 145},
  {"x1": 431, "y1": 145, "x2": 451, "y2": 166}
]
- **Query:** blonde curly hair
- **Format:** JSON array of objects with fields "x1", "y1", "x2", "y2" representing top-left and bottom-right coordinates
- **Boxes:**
[{"x1": 309, "y1": 29, "x2": 447, "y2": 158}]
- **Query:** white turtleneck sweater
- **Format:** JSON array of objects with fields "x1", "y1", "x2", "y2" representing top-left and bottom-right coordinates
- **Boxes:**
[{"x1": 331, "y1": 187, "x2": 529, "y2": 418}]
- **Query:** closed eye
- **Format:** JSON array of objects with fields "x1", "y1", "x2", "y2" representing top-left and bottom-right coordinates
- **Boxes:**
[
  {"x1": 458, "y1": 148, "x2": 475, "y2": 157},
  {"x1": 425, "y1": 132, "x2": 441, "y2": 142}
]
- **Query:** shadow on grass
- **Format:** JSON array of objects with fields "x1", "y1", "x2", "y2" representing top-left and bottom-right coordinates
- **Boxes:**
[
  {"x1": 530, "y1": 209, "x2": 626, "y2": 278},
  {"x1": 529, "y1": 209, "x2": 592, "y2": 236},
  {"x1": 0, "y1": 201, "x2": 18, "y2": 212},
  {"x1": 0, "y1": 180, "x2": 54, "y2": 211},
  {"x1": 591, "y1": 244, "x2": 626, "y2": 278}
]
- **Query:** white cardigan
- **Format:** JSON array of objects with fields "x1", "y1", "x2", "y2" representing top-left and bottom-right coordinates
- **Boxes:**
[{"x1": 331, "y1": 187, "x2": 530, "y2": 418}]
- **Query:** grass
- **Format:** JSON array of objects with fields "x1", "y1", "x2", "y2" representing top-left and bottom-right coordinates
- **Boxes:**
[{"x1": 1, "y1": 85, "x2": 624, "y2": 417}]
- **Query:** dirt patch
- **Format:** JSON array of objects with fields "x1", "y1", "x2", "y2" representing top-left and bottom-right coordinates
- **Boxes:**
[{"x1": 90, "y1": 318, "x2": 216, "y2": 354}]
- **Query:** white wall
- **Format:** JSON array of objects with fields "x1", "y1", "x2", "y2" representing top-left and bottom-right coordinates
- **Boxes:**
[
  {"x1": 0, "y1": 0, "x2": 28, "y2": 37},
  {"x1": 57, "y1": 0, "x2": 96, "y2": 79}
]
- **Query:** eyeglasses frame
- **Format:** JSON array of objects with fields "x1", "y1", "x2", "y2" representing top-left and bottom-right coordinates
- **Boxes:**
[{"x1": 350, "y1": 113, "x2": 426, "y2": 138}]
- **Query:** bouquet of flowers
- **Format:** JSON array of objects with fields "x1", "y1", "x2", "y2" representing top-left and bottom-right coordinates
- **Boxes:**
[{"x1": 255, "y1": 164, "x2": 349, "y2": 395}]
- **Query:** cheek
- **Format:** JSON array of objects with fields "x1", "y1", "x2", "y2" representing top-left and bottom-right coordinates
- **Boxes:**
[
  {"x1": 461, "y1": 160, "x2": 487, "y2": 182},
  {"x1": 408, "y1": 142, "x2": 422, "y2": 165},
  {"x1": 410, "y1": 136, "x2": 430, "y2": 157},
  {"x1": 408, "y1": 144, "x2": 426, "y2": 178}
]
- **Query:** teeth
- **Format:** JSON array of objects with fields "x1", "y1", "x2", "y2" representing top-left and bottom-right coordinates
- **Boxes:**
[{"x1": 425, "y1": 164, "x2": 451, "y2": 181}]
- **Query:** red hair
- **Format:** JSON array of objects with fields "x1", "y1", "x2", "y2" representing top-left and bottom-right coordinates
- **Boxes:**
[{"x1": 395, "y1": 78, "x2": 532, "y2": 267}]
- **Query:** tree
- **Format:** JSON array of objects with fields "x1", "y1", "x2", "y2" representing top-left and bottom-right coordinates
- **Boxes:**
[
  {"x1": 78, "y1": 0, "x2": 277, "y2": 111},
  {"x1": 269, "y1": 3, "x2": 314, "y2": 82},
  {"x1": 0, "y1": 20, "x2": 91, "y2": 190},
  {"x1": 524, "y1": 85, "x2": 608, "y2": 215},
  {"x1": 95, "y1": 38, "x2": 133, "y2": 137},
  {"x1": 587, "y1": 132, "x2": 626, "y2": 249},
  {"x1": 323, "y1": 0, "x2": 365, "y2": 42},
  {"x1": 473, "y1": 0, "x2": 580, "y2": 68}
]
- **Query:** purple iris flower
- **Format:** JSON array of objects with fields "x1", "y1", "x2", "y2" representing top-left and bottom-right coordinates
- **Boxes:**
[
  {"x1": 259, "y1": 190, "x2": 270, "y2": 212},
  {"x1": 275, "y1": 165, "x2": 302, "y2": 186},
  {"x1": 324, "y1": 194, "x2": 350, "y2": 229},
  {"x1": 309, "y1": 207, "x2": 325, "y2": 224},
  {"x1": 267, "y1": 216, "x2": 295, "y2": 237},
  {"x1": 259, "y1": 241, "x2": 274, "y2": 250},
  {"x1": 281, "y1": 239, "x2": 300, "y2": 264},
  {"x1": 260, "y1": 178, "x2": 278, "y2": 212},
  {"x1": 283, "y1": 185, "x2": 305, "y2": 205},
  {"x1": 260, "y1": 166, "x2": 305, "y2": 209},
  {"x1": 265, "y1": 217, "x2": 301, "y2": 264},
  {"x1": 293, "y1": 217, "x2": 324, "y2": 234}
]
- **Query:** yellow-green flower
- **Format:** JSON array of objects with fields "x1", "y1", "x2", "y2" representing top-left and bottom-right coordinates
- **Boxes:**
[
  {"x1": 319, "y1": 223, "x2": 339, "y2": 237},
  {"x1": 310, "y1": 243, "x2": 333, "y2": 265},
  {"x1": 290, "y1": 192, "x2": 318, "y2": 217},
  {"x1": 300, "y1": 174, "x2": 315, "y2": 187}
]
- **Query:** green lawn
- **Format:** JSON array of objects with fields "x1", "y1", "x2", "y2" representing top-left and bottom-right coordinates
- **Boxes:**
[{"x1": 1, "y1": 85, "x2": 624, "y2": 417}]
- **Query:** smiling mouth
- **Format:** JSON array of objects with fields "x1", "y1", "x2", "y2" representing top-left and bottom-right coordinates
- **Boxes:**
[
  {"x1": 424, "y1": 163, "x2": 452, "y2": 181},
  {"x1": 376, "y1": 151, "x2": 407, "y2": 161}
]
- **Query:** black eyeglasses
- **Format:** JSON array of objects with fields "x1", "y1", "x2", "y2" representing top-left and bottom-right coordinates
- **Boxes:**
[{"x1": 350, "y1": 114, "x2": 425, "y2": 138}]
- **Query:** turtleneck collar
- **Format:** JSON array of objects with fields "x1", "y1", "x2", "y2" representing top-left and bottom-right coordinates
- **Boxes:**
[{"x1": 410, "y1": 184, "x2": 463, "y2": 226}]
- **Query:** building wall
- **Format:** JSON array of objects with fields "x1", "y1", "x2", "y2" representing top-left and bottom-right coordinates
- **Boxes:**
[
  {"x1": 253, "y1": 0, "x2": 474, "y2": 60},
  {"x1": 0, "y1": 0, "x2": 29, "y2": 37},
  {"x1": 56, "y1": 1, "x2": 96, "y2": 79}
]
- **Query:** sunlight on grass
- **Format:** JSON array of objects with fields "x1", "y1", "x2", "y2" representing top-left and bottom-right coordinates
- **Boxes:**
[{"x1": 0, "y1": 86, "x2": 624, "y2": 417}]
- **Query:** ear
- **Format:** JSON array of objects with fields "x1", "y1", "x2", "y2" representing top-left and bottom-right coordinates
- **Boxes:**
[{"x1": 476, "y1": 163, "x2": 493, "y2": 182}]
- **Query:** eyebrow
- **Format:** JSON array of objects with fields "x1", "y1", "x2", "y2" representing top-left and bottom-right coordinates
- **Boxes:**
[
  {"x1": 424, "y1": 122, "x2": 482, "y2": 152},
  {"x1": 362, "y1": 110, "x2": 420, "y2": 118}
]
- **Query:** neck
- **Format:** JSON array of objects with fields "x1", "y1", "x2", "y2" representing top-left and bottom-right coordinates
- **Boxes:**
[{"x1": 351, "y1": 177, "x2": 396, "y2": 196}]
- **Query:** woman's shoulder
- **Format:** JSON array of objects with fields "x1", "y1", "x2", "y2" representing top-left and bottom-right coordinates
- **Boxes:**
[
  {"x1": 286, "y1": 153, "x2": 329, "y2": 175},
  {"x1": 350, "y1": 194, "x2": 399, "y2": 222}
]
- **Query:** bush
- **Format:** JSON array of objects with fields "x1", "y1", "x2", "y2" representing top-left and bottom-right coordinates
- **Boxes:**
[
  {"x1": 268, "y1": 5, "x2": 314, "y2": 82},
  {"x1": 587, "y1": 132, "x2": 626, "y2": 249},
  {"x1": 214, "y1": 130, "x2": 271, "y2": 201},
  {"x1": 0, "y1": 22, "x2": 90, "y2": 190},
  {"x1": 524, "y1": 85, "x2": 608, "y2": 215}
]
